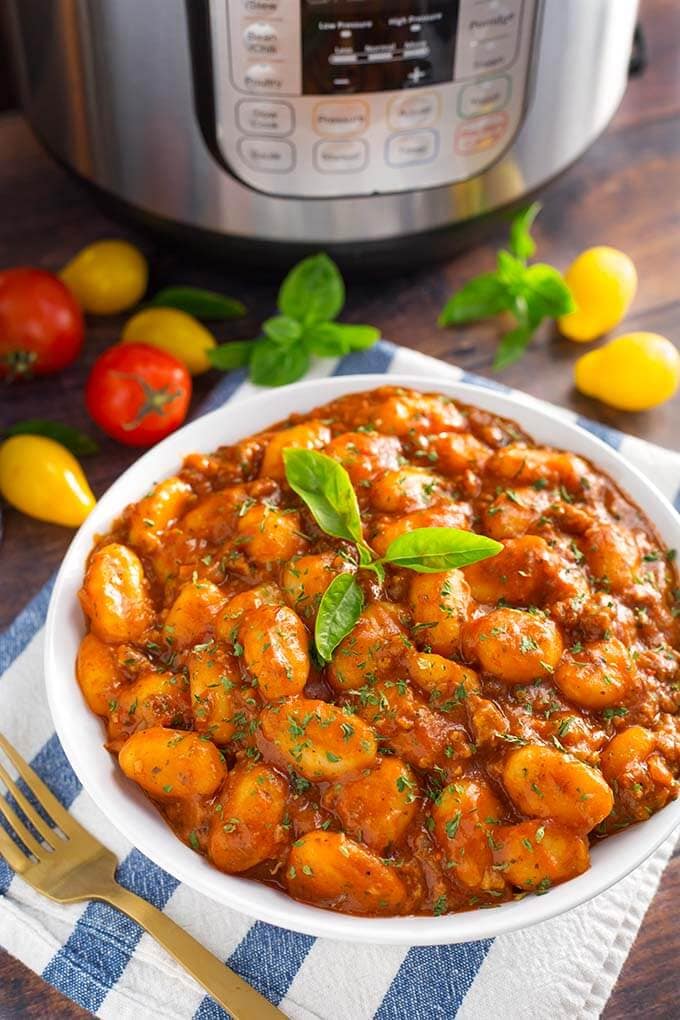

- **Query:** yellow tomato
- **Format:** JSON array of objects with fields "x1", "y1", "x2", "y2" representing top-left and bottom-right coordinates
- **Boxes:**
[
  {"x1": 61, "y1": 240, "x2": 148, "y2": 315},
  {"x1": 575, "y1": 332, "x2": 680, "y2": 411},
  {"x1": 0, "y1": 435, "x2": 95, "y2": 526},
  {"x1": 121, "y1": 307, "x2": 216, "y2": 375},
  {"x1": 559, "y1": 246, "x2": 637, "y2": 342}
]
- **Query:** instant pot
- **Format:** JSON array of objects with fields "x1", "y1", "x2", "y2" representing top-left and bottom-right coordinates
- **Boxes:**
[{"x1": 6, "y1": 0, "x2": 639, "y2": 268}]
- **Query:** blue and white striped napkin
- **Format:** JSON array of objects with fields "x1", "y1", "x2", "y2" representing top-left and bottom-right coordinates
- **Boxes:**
[{"x1": 1, "y1": 341, "x2": 678, "y2": 1020}]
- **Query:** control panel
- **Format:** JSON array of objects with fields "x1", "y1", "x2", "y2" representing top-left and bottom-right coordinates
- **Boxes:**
[{"x1": 208, "y1": 0, "x2": 538, "y2": 197}]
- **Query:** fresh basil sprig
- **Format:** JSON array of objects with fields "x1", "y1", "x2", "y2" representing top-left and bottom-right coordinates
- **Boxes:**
[
  {"x1": 3, "y1": 419, "x2": 99, "y2": 455},
  {"x1": 147, "y1": 286, "x2": 246, "y2": 320},
  {"x1": 315, "y1": 573, "x2": 364, "y2": 663},
  {"x1": 438, "y1": 203, "x2": 575, "y2": 371},
  {"x1": 284, "y1": 448, "x2": 502, "y2": 657},
  {"x1": 208, "y1": 254, "x2": 380, "y2": 387}
]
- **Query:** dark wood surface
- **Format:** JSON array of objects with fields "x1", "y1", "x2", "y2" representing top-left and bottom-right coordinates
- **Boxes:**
[{"x1": 0, "y1": 0, "x2": 679, "y2": 1014}]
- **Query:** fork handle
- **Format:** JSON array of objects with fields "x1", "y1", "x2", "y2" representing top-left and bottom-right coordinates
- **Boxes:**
[{"x1": 100, "y1": 882, "x2": 286, "y2": 1019}]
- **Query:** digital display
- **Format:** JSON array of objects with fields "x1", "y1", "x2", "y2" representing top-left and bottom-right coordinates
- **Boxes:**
[{"x1": 301, "y1": 0, "x2": 460, "y2": 94}]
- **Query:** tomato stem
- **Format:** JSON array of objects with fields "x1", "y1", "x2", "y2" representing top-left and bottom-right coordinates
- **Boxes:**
[
  {"x1": 111, "y1": 371, "x2": 182, "y2": 431},
  {"x1": 2, "y1": 349, "x2": 38, "y2": 381}
]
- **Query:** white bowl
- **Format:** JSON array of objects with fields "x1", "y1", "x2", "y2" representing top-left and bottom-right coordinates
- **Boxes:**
[{"x1": 45, "y1": 374, "x2": 680, "y2": 945}]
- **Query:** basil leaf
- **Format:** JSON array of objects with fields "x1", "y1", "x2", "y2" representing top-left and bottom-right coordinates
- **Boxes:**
[
  {"x1": 496, "y1": 250, "x2": 527, "y2": 291},
  {"x1": 283, "y1": 448, "x2": 364, "y2": 547},
  {"x1": 263, "y1": 315, "x2": 303, "y2": 345},
  {"x1": 508, "y1": 202, "x2": 541, "y2": 264},
  {"x1": 303, "y1": 322, "x2": 380, "y2": 357},
  {"x1": 315, "y1": 573, "x2": 364, "y2": 662},
  {"x1": 493, "y1": 324, "x2": 534, "y2": 370},
  {"x1": 4, "y1": 419, "x2": 99, "y2": 455},
  {"x1": 207, "y1": 340, "x2": 255, "y2": 371},
  {"x1": 278, "y1": 253, "x2": 345, "y2": 325},
  {"x1": 334, "y1": 323, "x2": 381, "y2": 351},
  {"x1": 521, "y1": 263, "x2": 575, "y2": 320},
  {"x1": 148, "y1": 287, "x2": 246, "y2": 320},
  {"x1": 250, "y1": 337, "x2": 310, "y2": 387},
  {"x1": 437, "y1": 273, "x2": 511, "y2": 326},
  {"x1": 380, "y1": 527, "x2": 502, "y2": 573}
]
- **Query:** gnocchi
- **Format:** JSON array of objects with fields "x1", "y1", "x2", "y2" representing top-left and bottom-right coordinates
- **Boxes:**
[
  {"x1": 119, "y1": 728, "x2": 226, "y2": 800},
  {"x1": 208, "y1": 763, "x2": 288, "y2": 872},
  {"x1": 463, "y1": 607, "x2": 563, "y2": 684},
  {"x1": 259, "y1": 698, "x2": 377, "y2": 780},
  {"x1": 79, "y1": 543, "x2": 153, "y2": 643},
  {"x1": 503, "y1": 745, "x2": 613, "y2": 831}
]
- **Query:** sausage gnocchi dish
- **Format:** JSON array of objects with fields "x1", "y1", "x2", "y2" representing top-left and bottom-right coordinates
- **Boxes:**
[{"x1": 77, "y1": 386, "x2": 679, "y2": 917}]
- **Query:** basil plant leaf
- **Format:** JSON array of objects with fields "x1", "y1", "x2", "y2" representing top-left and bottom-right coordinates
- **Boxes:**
[
  {"x1": 148, "y1": 286, "x2": 246, "y2": 320},
  {"x1": 336, "y1": 323, "x2": 381, "y2": 351},
  {"x1": 250, "y1": 338, "x2": 310, "y2": 387},
  {"x1": 438, "y1": 273, "x2": 511, "y2": 327},
  {"x1": 493, "y1": 324, "x2": 534, "y2": 371},
  {"x1": 508, "y1": 202, "x2": 541, "y2": 264},
  {"x1": 521, "y1": 263, "x2": 575, "y2": 320},
  {"x1": 283, "y1": 448, "x2": 365, "y2": 548},
  {"x1": 315, "y1": 573, "x2": 364, "y2": 662},
  {"x1": 496, "y1": 250, "x2": 528, "y2": 291},
  {"x1": 278, "y1": 253, "x2": 345, "y2": 326},
  {"x1": 304, "y1": 321, "x2": 380, "y2": 357},
  {"x1": 263, "y1": 315, "x2": 303, "y2": 345},
  {"x1": 4, "y1": 419, "x2": 99, "y2": 455},
  {"x1": 381, "y1": 527, "x2": 502, "y2": 573},
  {"x1": 207, "y1": 340, "x2": 255, "y2": 371}
]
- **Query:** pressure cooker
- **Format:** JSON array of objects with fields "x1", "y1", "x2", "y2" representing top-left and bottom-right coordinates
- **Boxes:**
[{"x1": 5, "y1": 0, "x2": 640, "y2": 268}]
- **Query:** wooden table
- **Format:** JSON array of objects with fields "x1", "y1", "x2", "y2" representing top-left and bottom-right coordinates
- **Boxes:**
[{"x1": 1, "y1": 0, "x2": 678, "y2": 1014}]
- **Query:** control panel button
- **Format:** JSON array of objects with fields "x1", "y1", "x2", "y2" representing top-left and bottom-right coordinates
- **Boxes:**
[
  {"x1": 314, "y1": 139, "x2": 368, "y2": 174},
  {"x1": 405, "y1": 63, "x2": 432, "y2": 86},
  {"x1": 237, "y1": 137, "x2": 295, "y2": 173},
  {"x1": 469, "y1": 36, "x2": 517, "y2": 74},
  {"x1": 329, "y1": 70, "x2": 360, "y2": 93},
  {"x1": 243, "y1": 22, "x2": 279, "y2": 57},
  {"x1": 387, "y1": 92, "x2": 440, "y2": 131},
  {"x1": 467, "y1": 0, "x2": 522, "y2": 40},
  {"x1": 242, "y1": 63, "x2": 286, "y2": 93},
  {"x1": 243, "y1": 0, "x2": 280, "y2": 13},
  {"x1": 236, "y1": 100, "x2": 294, "y2": 136},
  {"x1": 459, "y1": 75, "x2": 511, "y2": 117},
  {"x1": 455, "y1": 0, "x2": 523, "y2": 78},
  {"x1": 454, "y1": 111, "x2": 509, "y2": 154},
  {"x1": 386, "y1": 130, "x2": 439, "y2": 168},
  {"x1": 313, "y1": 100, "x2": 369, "y2": 137}
]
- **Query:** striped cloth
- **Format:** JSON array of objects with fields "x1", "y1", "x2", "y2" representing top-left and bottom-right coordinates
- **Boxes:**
[{"x1": 1, "y1": 340, "x2": 678, "y2": 1020}]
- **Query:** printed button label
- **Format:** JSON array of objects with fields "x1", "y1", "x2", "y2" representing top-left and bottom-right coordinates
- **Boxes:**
[
  {"x1": 313, "y1": 100, "x2": 369, "y2": 137},
  {"x1": 237, "y1": 100, "x2": 294, "y2": 136},
  {"x1": 314, "y1": 139, "x2": 368, "y2": 173},
  {"x1": 454, "y1": 111, "x2": 509, "y2": 154},
  {"x1": 386, "y1": 130, "x2": 439, "y2": 167},
  {"x1": 459, "y1": 75, "x2": 511, "y2": 117},
  {"x1": 237, "y1": 137, "x2": 295, "y2": 172},
  {"x1": 387, "y1": 92, "x2": 440, "y2": 131}
]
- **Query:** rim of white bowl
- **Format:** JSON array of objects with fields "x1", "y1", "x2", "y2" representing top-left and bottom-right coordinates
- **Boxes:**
[{"x1": 45, "y1": 374, "x2": 680, "y2": 945}]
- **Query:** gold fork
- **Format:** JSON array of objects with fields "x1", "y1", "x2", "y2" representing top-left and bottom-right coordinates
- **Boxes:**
[{"x1": 0, "y1": 732, "x2": 285, "y2": 1019}]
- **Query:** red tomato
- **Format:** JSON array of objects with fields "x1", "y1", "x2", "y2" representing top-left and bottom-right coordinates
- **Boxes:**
[
  {"x1": 85, "y1": 343, "x2": 192, "y2": 447},
  {"x1": 0, "y1": 268, "x2": 84, "y2": 379}
]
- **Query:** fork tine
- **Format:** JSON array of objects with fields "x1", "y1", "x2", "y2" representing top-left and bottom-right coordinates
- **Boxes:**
[
  {"x1": 0, "y1": 820, "x2": 30, "y2": 873},
  {"x1": 0, "y1": 733, "x2": 79, "y2": 837},
  {"x1": 0, "y1": 762, "x2": 59, "y2": 849},
  {"x1": 0, "y1": 791, "x2": 46, "y2": 859}
]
